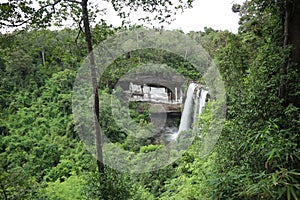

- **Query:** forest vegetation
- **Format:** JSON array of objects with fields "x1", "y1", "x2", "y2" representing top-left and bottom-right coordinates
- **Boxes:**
[{"x1": 0, "y1": 0, "x2": 299, "y2": 199}]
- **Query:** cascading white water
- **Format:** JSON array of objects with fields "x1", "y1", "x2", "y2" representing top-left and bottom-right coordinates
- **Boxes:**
[
  {"x1": 172, "y1": 83, "x2": 197, "y2": 139},
  {"x1": 198, "y1": 89, "x2": 208, "y2": 116},
  {"x1": 172, "y1": 83, "x2": 208, "y2": 140},
  {"x1": 193, "y1": 88, "x2": 201, "y2": 124}
]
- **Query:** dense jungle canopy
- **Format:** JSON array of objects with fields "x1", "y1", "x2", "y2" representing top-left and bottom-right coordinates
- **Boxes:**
[{"x1": 0, "y1": 0, "x2": 299, "y2": 199}]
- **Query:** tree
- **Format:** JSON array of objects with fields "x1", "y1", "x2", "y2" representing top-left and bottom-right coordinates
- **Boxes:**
[
  {"x1": 0, "y1": 0, "x2": 195, "y2": 173},
  {"x1": 237, "y1": 0, "x2": 300, "y2": 107},
  {"x1": 282, "y1": 0, "x2": 300, "y2": 106},
  {"x1": 207, "y1": 1, "x2": 300, "y2": 198}
]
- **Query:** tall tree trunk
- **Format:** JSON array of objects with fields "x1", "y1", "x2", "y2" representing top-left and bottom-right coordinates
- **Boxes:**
[
  {"x1": 283, "y1": 0, "x2": 300, "y2": 107},
  {"x1": 81, "y1": 0, "x2": 104, "y2": 173},
  {"x1": 288, "y1": 0, "x2": 300, "y2": 66}
]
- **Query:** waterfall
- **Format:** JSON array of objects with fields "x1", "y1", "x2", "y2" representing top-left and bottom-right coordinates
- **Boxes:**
[
  {"x1": 172, "y1": 83, "x2": 208, "y2": 140},
  {"x1": 193, "y1": 89, "x2": 201, "y2": 124},
  {"x1": 172, "y1": 83, "x2": 197, "y2": 139},
  {"x1": 198, "y1": 89, "x2": 208, "y2": 115}
]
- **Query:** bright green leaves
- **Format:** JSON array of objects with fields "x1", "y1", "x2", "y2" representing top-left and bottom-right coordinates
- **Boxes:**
[
  {"x1": 0, "y1": 68, "x2": 86, "y2": 199},
  {"x1": 206, "y1": 1, "x2": 300, "y2": 199},
  {"x1": 39, "y1": 174, "x2": 86, "y2": 200},
  {"x1": 82, "y1": 168, "x2": 133, "y2": 200}
]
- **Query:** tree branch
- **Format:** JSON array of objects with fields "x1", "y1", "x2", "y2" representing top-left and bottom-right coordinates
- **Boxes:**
[
  {"x1": 75, "y1": 18, "x2": 84, "y2": 46},
  {"x1": 0, "y1": 18, "x2": 31, "y2": 28},
  {"x1": 0, "y1": 0, "x2": 64, "y2": 28},
  {"x1": 65, "y1": 0, "x2": 82, "y2": 4}
]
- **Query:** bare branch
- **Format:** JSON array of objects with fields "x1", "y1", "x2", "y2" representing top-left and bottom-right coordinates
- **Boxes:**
[
  {"x1": 0, "y1": 19, "x2": 31, "y2": 28},
  {"x1": 75, "y1": 18, "x2": 84, "y2": 45},
  {"x1": 65, "y1": 0, "x2": 82, "y2": 4}
]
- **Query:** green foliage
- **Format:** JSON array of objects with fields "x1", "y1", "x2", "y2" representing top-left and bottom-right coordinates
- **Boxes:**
[
  {"x1": 0, "y1": 69, "x2": 91, "y2": 199},
  {"x1": 205, "y1": 1, "x2": 300, "y2": 199},
  {"x1": 82, "y1": 168, "x2": 133, "y2": 200},
  {"x1": 189, "y1": 27, "x2": 230, "y2": 58},
  {"x1": 140, "y1": 144, "x2": 162, "y2": 153},
  {"x1": 1, "y1": 0, "x2": 299, "y2": 198},
  {"x1": 99, "y1": 48, "x2": 202, "y2": 90},
  {"x1": 39, "y1": 174, "x2": 86, "y2": 200}
]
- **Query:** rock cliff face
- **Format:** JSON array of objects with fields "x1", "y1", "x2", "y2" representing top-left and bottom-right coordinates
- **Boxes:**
[
  {"x1": 116, "y1": 74, "x2": 186, "y2": 93},
  {"x1": 131, "y1": 101, "x2": 182, "y2": 114}
]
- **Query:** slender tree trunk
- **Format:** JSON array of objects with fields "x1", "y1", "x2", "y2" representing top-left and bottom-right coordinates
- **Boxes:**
[
  {"x1": 81, "y1": 0, "x2": 104, "y2": 173},
  {"x1": 281, "y1": 0, "x2": 291, "y2": 102},
  {"x1": 283, "y1": 1, "x2": 290, "y2": 48},
  {"x1": 41, "y1": 49, "x2": 45, "y2": 66}
]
